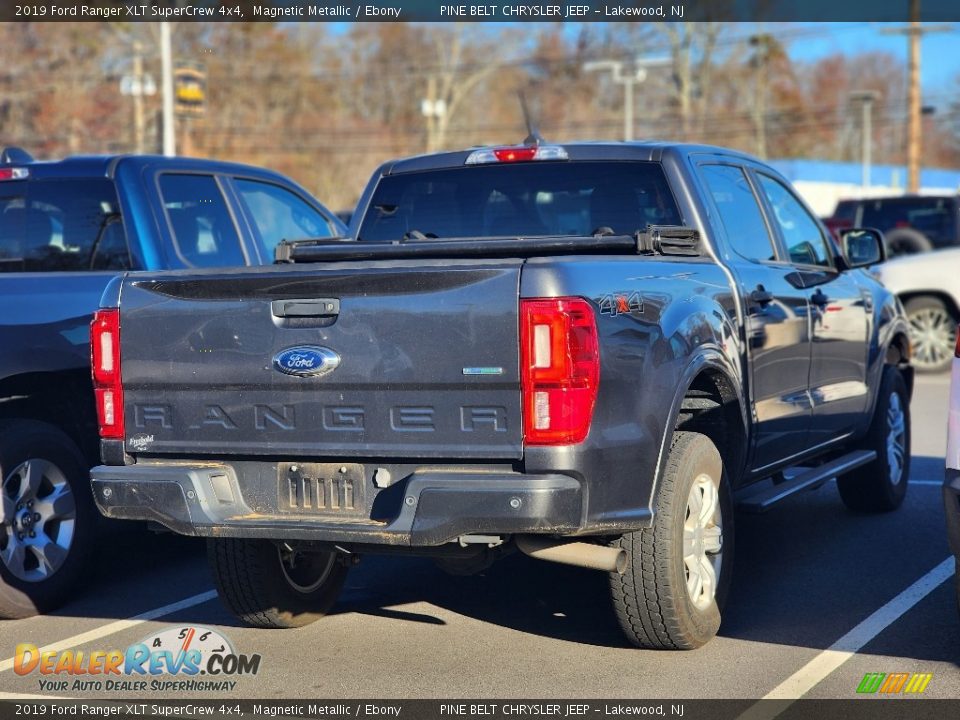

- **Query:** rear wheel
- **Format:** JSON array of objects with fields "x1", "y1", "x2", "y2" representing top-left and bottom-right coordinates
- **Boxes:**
[
  {"x1": 609, "y1": 431, "x2": 733, "y2": 650},
  {"x1": 207, "y1": 538, "x2": 348, "y2": 628},
  {"x1": 0, "y1": 420, "x2": 95, "y2": 618},
  {"x1": 885, "y1": 227, "x2": 933, "y2": 257},
  {"x1": 837, "y1": 366, "x2": 910, "y2": 512},
  {"x1": 904, "y1": 296, "x2": 956, "y2": 374}
]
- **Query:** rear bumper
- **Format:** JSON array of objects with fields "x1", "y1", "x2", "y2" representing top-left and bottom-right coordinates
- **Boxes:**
[
  {"x1": 945, "y1": 469, "x2": 960, "y2": 560},
  {"x1": 89, "y1": 462, "x2": 583, "y2": 546}
]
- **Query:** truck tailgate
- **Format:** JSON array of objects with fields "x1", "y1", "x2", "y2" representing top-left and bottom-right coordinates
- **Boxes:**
[{"x1": 118, "y1": 261, "x2": 523, "y2": 459}]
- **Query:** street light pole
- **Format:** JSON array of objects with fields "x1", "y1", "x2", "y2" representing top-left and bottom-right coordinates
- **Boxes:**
[
  {"x1": 850, "y1": 91, "x2": 880, "y2": 190},
  {"x1": 584, "y1": 58, "x2": 669, "y2": 142},
  {"x1": 160, "y1": 22, "x2": 176, "y2": 157}
]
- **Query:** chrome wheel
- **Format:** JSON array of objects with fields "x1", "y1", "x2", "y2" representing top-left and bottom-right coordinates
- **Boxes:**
[
  {"x1": 683, "y1": 473, "x2": 723, "y2": 611},
  {"x1": 907, "y1": 306, "x2": 956, "y2": 371},
  {"x1": 278, "y1": 546, "x2": 336, "y2": 594},
  {"x1": 886, "y1": 392, "x2": 907, "y2": 487},
  {"x1": 0, "y1": 459, "x2": 76, "y2": 582}
]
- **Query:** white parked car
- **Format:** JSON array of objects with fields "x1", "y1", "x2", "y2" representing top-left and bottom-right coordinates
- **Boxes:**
[
  {"x1": 876, "y1": 247, "x2": 960, "y2": 373},
  {"x1": 944, "y1": 339, "x2": 960, "y2": 614}
]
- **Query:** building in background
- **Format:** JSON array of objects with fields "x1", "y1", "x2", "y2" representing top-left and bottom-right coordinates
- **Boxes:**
[{"x1": 770, "y1": 159, "x2": 960, "y2": 217}]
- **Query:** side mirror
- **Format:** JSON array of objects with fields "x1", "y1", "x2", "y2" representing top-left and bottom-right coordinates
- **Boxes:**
[{"x1": 840, "y1": 228, "x2": 885, "y2": 269}]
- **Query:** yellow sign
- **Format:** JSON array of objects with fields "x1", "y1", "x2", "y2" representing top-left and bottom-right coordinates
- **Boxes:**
[{"x1": 174, "y1": 66, "x2": 206, "y2": 117}]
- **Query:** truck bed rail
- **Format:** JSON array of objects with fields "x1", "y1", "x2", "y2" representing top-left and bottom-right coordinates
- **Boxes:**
[{"x1": 274, "y1": 227, "x2": 701, "y2": 264}]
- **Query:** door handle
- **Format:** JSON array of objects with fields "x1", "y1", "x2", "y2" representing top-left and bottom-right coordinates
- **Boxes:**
[
  {"x1": 750, "y1": 285, "x2": 774, "y2": 305},
  {"x1": 271, "y1": 298, "x2": 340, "y2": 318}
]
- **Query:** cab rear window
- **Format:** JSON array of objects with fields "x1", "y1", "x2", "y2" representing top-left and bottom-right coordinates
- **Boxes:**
[
  {"x1": 0, "y1": 179, "x2": 129, "y2": 272},
  {"x1": 358, "y1": 161, "x2": 681, "y2": 242}
]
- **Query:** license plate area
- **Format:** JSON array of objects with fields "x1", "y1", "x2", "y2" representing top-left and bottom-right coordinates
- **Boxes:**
[{"x1": 278, "y1": 462, "x2": 366, "y2": 517}]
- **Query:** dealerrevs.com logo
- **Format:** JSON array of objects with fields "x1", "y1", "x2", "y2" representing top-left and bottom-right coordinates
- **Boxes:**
[{"x1": 15, "y1": 625, "x2": 261, "y2": 693}]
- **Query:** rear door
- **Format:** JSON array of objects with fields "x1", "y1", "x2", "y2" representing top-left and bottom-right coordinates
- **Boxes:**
[
  {"x1": 225, "y1": 176, "x2": 342, "y2": 264},
  {"x1": 118, "y1": 261, "x2": 523, "y2": 459},
  {"x1": 697, "y1": 163, "x2": 812, "y2": 470},
  {"x1": 753, "y1": 172, "x2": 869, "y2": 446}
]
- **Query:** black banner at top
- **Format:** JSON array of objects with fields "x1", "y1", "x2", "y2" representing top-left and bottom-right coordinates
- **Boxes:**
[{"x1": 2, "y1": 0, "x2": 960, "y2": 22}]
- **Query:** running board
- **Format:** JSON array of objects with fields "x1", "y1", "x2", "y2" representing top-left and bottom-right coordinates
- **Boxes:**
[{"x1": 738, "y1": 450, "x2": 877, "y2": 513}]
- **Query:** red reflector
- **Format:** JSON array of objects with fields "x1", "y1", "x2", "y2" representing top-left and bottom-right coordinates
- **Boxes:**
[
  {"x1": 955, "y1": 326, "x2": 960, "y2": 358},
  {"x1": 91, "y1": 309, "x2": 124, "y2": 439},
  {"x1": 494, "y1": 147, "x2": 538, "y2": 162},
  {"x1": 520, "y1": 298, "x2": 600, "y2": 445}
]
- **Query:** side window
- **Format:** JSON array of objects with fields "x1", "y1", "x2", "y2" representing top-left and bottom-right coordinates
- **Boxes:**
[
  {"x1": 158, "y1": 174, "x2": 245, "y2": 267},
  {"x1": 699, "y1": 164, "x2": 776, "y2": 262},
  {"x1": 0, "y1": 179, "x2": 129, "y2": 273},
  {"x1": 756, "y1": 174, "x2": 833, "y2": 268},
  {"x1": 233, "y1": 179, "x2": 334, "y2": 259}
]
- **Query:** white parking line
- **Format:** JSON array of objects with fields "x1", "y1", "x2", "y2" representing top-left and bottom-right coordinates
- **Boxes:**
[
  {"x1": 0, "y1": 589, "x2": 217, "y2": 674},
  {"x1": 738, "y1": 556, "x2": 955, "y2": 719},
  {"x1": 909, "y1": 480, "x2": 945, "y2": 487}
]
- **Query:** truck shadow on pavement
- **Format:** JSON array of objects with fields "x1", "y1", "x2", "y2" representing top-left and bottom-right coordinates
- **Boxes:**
[
  {"x1": 34, "y1": 457, "x2": 958, "y2": 667},
  {"x1": 328, "y1": 455, "x2": 958, "y2": 664}
]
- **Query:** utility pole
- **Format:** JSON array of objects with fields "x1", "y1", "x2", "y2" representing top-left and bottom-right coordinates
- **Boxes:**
[
  {"x1": 850, "y1": 91, "x2": 880, "y2": 190},
  {"x1": 881, "y1": 1, "x2": 950, "y2": 192},
  {"x1": 160, "y1": 22, "x2": 176, "y2": 157},
  {"x1": 132, "y1": 43, "x2": 145, "y2": 153},
  {"x1": 119, "y1": 42, "x2": 156, "y2": 154},
  {"x1": 421, "y1": 75, "x2": 447, "y2": 153},
  {"x1": 749, "y1": 33, "x2": 774, "y2": 160},
  {"x1": 584, "y1": 57, "x2": 669, "y2": 142}
]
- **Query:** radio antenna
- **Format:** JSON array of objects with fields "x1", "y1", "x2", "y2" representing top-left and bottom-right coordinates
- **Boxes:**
[{"x1": 519, "y1": 91, "x2": 545, "y2": 146}]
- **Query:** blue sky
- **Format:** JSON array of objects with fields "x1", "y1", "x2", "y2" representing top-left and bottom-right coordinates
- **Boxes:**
[
  {"x1": 786, "y1": 22, "x2": 958, "y2": 103},
  {"x1": 324, "y1": 21, "x2": 958, "y2": 106}
]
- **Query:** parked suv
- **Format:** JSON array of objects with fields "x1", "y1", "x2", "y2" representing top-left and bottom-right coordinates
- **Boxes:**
[
  {"x1": 0, "y1": 148, "x2": 345, "y2": 618},
  {"x1": 828, "y1": 195, "x2": 960, "y2": 257}
]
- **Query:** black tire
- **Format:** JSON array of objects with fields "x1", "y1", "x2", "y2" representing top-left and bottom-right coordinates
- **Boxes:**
[
  {"x1": 904, "y1": 296, "x2": 956, "y2": 374},
  {"x1": 884, "y1": 227, "x2": 933, "y2": 257},
  {"x1": 0, "y1": 420, "x2": 95, "y2": 619},
  {"x1": 609, "y1": 431, "x2": 734, "y2": 650},
  {"x1": 207, "y1": 538, "x2": 348, "y2": 628},
  {"x1": 837, "y1": 366, "x2": 910, "y2": 512}
]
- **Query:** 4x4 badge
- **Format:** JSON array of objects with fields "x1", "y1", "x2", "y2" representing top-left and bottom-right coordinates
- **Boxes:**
[{"x1": 598, "y1": 292, "x2": 642, "y2": 316}]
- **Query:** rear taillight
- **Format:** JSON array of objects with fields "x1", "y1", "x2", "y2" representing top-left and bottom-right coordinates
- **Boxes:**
[
  {"x1": 91, "y1": 309, "x2": 124, "y2": 439},
  {"x1": 0, "y1": 168, "x2": 28, "y2": 181},
  {"x1": 520, "y1": 298, "x2": 600, "y2": 445},
  {"x1": 955, "y1": 326, "x2": 960, "y2": 358}
]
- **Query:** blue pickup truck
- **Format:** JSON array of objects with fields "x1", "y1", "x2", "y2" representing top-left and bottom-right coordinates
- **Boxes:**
[{"x1": 0, "y1": 148, "x2": 345, "y2": 618}]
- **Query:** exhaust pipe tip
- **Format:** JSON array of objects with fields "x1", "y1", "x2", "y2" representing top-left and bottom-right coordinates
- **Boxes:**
[{"x1": 516, "y1": 535, "x2": 627, "y2": 574}]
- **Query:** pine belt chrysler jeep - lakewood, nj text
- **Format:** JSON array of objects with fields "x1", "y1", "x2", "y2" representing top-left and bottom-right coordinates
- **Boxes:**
[{"x1": 90, "y1": 141, "x2": 912, "y2": 649}]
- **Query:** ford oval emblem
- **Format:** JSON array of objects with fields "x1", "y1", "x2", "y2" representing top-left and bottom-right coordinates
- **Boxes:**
[{"x1": 273, "y1": 346, "x2": 340, "y2": 377}]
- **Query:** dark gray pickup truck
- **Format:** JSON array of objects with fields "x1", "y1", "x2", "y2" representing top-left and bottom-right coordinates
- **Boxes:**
[{"x1": 90, "y1": 142, "x2": 913, "y2": 649}]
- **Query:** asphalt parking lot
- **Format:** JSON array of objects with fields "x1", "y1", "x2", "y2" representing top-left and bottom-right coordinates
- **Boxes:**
[{"x1": 1, "y1": 373, "x2": 957, "y2": 703}]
